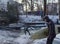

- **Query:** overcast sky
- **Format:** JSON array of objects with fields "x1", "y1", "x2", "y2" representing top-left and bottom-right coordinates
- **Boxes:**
[{"x1": 16, "y1": 0, "x2": 58, "y2": 3}]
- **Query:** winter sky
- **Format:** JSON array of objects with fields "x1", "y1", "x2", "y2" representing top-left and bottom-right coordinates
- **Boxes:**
[{"x1": 16, "y1": 0, "x2": 58, "y2": 3}]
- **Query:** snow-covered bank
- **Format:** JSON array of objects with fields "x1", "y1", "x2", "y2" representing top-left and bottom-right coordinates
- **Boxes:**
[
  {"x1": 48, "y1": 15, "x2": 59, "y2": 23},
  {"x1": 32, "y1": 34, "x2": 60, "y2": 44},
  {"x1": 19, "y1": 15, "x2": 42, "y2": 23},
  {"x1": 19, "y1": 15, "x2": 59, "y2": 23}
]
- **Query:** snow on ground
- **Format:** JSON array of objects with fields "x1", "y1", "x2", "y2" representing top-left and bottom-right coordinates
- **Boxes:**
[
  {"x1": 56, "y1": 33, "x2": 60, "y2": 39},
  {"x1": 32, "y1": 38, "x2": 47, "y2": 44},
  {"x1": 48, "y1": 15, "x2": 59, "y2": 23},
  {"x1": 32, "y1": 34, "x2": 60, "y2": 44},
  {"x1": 19, "y1": 15, "x2": 59, "y2": 23},
  {"x1": 19, "y1": 15, "x2": 42, "y2": 23}
]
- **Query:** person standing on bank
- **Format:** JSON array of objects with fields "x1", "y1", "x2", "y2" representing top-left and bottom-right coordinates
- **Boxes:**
[{"x1": 43, "y1": 16, "x2": 56, "y2": 44}]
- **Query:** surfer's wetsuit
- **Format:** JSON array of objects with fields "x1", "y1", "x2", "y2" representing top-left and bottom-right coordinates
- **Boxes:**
[{"x1": 43, "y1": 16, "x2": 56, "y2": 44}]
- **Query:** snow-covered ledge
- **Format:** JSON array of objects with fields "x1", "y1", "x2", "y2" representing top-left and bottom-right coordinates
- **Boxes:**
[{"x1": 55, "y1": 25, "x2": 60, "y2": 34}]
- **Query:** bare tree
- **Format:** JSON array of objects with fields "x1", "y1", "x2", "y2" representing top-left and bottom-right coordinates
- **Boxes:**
[
  {"x1": 31, "y1": 0, "x2": 34, "y2": 11},
  {"x1": 44, "y1": 0, "x2": 47, "y2": 16},
  {"x1": 59, "y1": 0, "x2": 60, "y2": 19}
]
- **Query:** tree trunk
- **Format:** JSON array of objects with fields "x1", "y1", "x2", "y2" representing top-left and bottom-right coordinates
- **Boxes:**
[
  {"x1": 59, "y1": 0, "x2": 60, "y2": 19},
  {"x1": 44, "y1": 0, "x2": 47, "y2": 16},
  {"x1": 31, "y1": 0, "x2": 34, "y2": 12}
]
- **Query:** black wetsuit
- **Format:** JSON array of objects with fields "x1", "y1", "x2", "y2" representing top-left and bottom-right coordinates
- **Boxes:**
[
  {"x1": 43, "y1": 16, "x2": 56, "y2": 44},
  {"x1": 46, "y1": 20, "x2": 56, "y2": 44},
  {"x1": 24, "y1": 25, "x2": 30, "y2": 35}
]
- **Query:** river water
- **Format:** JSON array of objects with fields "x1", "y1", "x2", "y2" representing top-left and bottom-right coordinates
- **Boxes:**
[
  {"x1": 0, "y1": 28, "x2": 60, "y2": 44},
  {"x1": 0, "y1": 29, "x2": 21, "y2": 44}
]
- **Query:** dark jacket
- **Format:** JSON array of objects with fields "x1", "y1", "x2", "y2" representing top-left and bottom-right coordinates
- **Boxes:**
[
  {"x1": 43, "y1": 16, "x2": 56, "y2": 37},
  {"x1": 47, "y1": 20, "x2": 56, "y2": 36}
]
